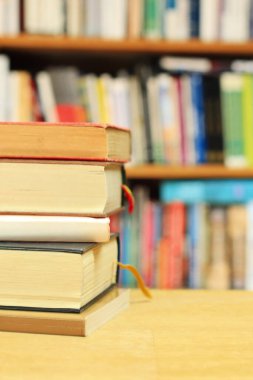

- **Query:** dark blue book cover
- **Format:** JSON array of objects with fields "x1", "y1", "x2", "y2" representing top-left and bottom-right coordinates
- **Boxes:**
[
  {"x1": 191, "y1": 74, "x2": 207, "y2": 163},
  {"x1": 190, "y1": 0, "x2": 200, "y2": 38}
]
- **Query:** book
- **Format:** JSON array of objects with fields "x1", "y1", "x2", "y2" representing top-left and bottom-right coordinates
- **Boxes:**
[
  {"x1": 143, "y1": 0, "x2": 162, "y2": 39},
  {"x1": 147, "y1": 75, "x2": 165, "y2": 163},
  {"x1": 220, "y1": 73, "x2": 247, "y2": 167},
  {"x1": 100, "y1": 0, "x2": 127, "y2": 39},
  {"x1": 220, "y1": 0, "x2": 250, "y2": 42},
  {"x1": 181, "y1": 75, "x2": 196, "y2": 165},
  {"x1": 199, "y1": 0, "x2": 220, "y2": 41},
  {"x1": 191, "y1": 74, "x2": 207, "y2": 163},
  {"x1": 158, "y1": 202, "x2": 185, "y2": 288},
  {"x1": 227, "y1": 205, "x2": 246, "y2": 289},
  {"x1": 187, "y1": 204, "x2": 209, "y2": 288},
  {"x1": 203, "y1": 75, "x2": 224, "y2": 163},
  {"x1": 66, "y1": 0, "x2": 83, "y2": 37},
  {"x1": 164, "y1": 0, "x2": 190, "y2": 40},
  {"x1": 206, "y1": 207, "x2": 230, "y2": 289},
  {"x1": 0, "y1": 121, "x2": 131, "y2": 162},
  {"x1": 127, "y1": 0, "x2": 144, "y2": 39},
  {"x1": 160, "y1": 180, "x2": 253, "y2": 204},
  {"x1": 242, "y1": 74, "x2": 253, "y2": 166},
  {"x1": 159, "y1": 56, "x2": 212, "y2": 73},
  {"x1": 9, "y1": 71, "x2": 33, "y2": 122},
  {"x1": 190, "y1": 0, "x2": 200, "y2": 38},
  {"x1": 0, "y1": 287, "x2": 130, "y2": 336},
  {"x1": 0, "y1": 160, "x2": 123, "y2": 216},
  {"x1": 0, "y1": 214, "x2": 113, "y2": 242},
  {"x1": 48, "y1": 67, "x2": 86, "y2": 122},
  {"x1": 160, "y1": 180, "x2": 205, "y2": 204},
  {"x1": 0, "y1": 235, "x2": 119, "y2": 312},
  {"x1": 36, "y1": 71, "x2": 59, "y2": 122}
]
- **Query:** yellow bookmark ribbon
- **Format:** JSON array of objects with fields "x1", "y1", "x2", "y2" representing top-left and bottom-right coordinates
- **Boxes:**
[{"x1": 117, "y1": 262, "x2": 152, "y2": 299}]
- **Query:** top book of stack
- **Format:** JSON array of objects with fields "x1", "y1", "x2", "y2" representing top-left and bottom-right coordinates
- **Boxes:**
[{"x1": 0, "y1": 122, "x2": 131, "y2": 163}]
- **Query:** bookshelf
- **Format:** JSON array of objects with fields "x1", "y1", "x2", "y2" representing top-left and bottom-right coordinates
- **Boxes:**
[
  {"x1": 3, "y1": 35, "x2": 253, "y2": 290},
  {"x1": 126, "y1": 165, "x2": 253, "y2": 179},
  {"x1": 1, "y1": 35, "x2": 253, "y2": 55},
  {"x1": 2, "y1": 1, "x2": 253, "y2": 291}
]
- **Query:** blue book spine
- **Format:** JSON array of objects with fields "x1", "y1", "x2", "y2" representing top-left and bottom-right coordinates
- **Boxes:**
[
  {"x1": 206, "y1": 180, "x2": 253, "y2": 204},
  {"x1": 160, "y1": 180, "x2": 205, "y2": 204},
  {"x1": 119, "y1": 213, "x2": 132, "y2": 287},
  {"x1": 190, "y1": 0, "x2": 200, "y2": 38},
  {"x1": 191, "y1": 74, "x2": 207, "y2": 163},
  {"x1": 165, "y1": 0, "x2": 177, "y2": 9},
  {"x1": 160, "y1": 179, "x2": 253, "y2": 204}
]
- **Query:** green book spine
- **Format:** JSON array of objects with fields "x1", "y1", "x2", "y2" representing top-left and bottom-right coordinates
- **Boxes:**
[
  {"x1": 143, "y1": 0, "x2": 162, "y2": 38},
  {"x1": 220, "y1": 73, "x2": 246, "y2": 167},
  {"x1": 242, "y1": 74, "x2": 253, "y2": 166}
]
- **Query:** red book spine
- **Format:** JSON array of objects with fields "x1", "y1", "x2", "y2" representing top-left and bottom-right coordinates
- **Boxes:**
[{"x1": 56, "y1": 104, "x2": 86, "y2": 122}]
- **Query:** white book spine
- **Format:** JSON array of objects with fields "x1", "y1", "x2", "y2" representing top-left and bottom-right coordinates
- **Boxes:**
[
  {"x1": 66, "y1": 0, "x2": 81, "y2": 36},
  {"x1": 0, "y1": 55, "x2": 10, "y2": 121},
  {"x1": 200, "y1": 0, "x2": 220, "y2": 41},
  {"x1": 36, "y1": 71, "x2": 59, "y2": 122},
  {"x1": 221, "y1": 0, "x2": 250, "y2": 42},
  {"x1": 6, "y1": 0, "x2": 20, "y2": 35},
  {"x1": 24, "y1": 0, "x2": 40, "y2": 34},
  {"x1": 0, "y1": 215, "x2": 110, "y2": 242}
]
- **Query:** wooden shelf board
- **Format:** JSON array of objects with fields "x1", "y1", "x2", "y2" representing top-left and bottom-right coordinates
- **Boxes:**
[
  {"x1": 126, "y1": 165, "x2": 253, "y2": 179},
  {"x1": 1, "y1": 35, "x2": 253, "y2": 55}
]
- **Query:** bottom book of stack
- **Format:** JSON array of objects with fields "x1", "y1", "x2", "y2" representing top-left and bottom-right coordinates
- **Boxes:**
[
  {"x1": 0, "y1": 288, "x2": 129, "y2": 337},
  {"x1": 0, "y1": 234, "x2": 129, "y2": 336}
]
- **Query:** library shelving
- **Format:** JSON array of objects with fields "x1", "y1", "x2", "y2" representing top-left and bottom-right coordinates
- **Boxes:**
[
  {"x1": 1, "y1": 35, "x2": 253, "y2": 55},
  {"x1": 126, "y1": 165, "x2": 253, "y2": 180},
  {"x1": 3, "y1": 32, "x2": 253, "y2": 291}
]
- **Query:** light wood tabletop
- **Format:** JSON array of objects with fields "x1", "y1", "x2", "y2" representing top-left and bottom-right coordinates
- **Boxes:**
[{"x1": 1, "y1": 289, "x2": 253, "y2": 379}]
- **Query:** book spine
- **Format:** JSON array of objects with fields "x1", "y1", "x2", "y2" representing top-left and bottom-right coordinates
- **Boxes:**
[
  {"x1": 175, "y1": 76, "x2": 186, "y2": 164},
  {"x1": 206, "y1": 207, "x2": 231, "y2": 289},
  {"x1": 191, "y1": 74, "x2": 207, "y2": 163},
  {"x1": 242, "y1": 74, "x2": 253, "y2": 166},
  {"x1": 227, "y1": 205, "x2": 246, "y2": 289},
  {"x1": 220, "y1": 73, "x2": 247, "y2": 167},
  {"x1": 190, "y1": 0, "x2": 200, "y2": 38},
  {"x1": 143, "y1": 0, "x2": 161, "y2": 39}
]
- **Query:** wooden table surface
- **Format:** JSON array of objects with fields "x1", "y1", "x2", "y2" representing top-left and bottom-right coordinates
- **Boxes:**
[{"x1": 1, "y1": 289, "x2": 253, "y2": 379}]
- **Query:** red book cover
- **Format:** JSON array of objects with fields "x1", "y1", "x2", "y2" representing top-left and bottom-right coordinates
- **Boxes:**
[
  {"x1": 56, "y1": 104, "x2": 86, "y2": 122},
  {"x1": 160, "y1": 202, "x2": 186, "y2": 288}
]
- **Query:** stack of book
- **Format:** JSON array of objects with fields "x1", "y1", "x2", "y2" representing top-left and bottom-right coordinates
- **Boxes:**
[{"x1": 0, "y1": 121, "x2": 131, "y2": 336}]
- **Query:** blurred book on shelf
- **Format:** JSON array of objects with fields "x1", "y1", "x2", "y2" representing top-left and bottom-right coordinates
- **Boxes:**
[
  {"x1": 0, "y1": 0, "x2": 251, "y2": 43},
  {"x1": 119, "y1": 183, "x2": 253, "y2": 290}
]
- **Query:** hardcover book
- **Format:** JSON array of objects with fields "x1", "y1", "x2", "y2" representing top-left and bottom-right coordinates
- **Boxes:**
[
  {"x1": 0, "y1": 288, "x2": 130, "y2": 336},
  {"x1": 0, "y1": 214, "x2": 114, "y2": 242},
  {"x1": 0, "y1": 160, "x2": 123, "y2": 216},
  {"x1": 0, "y1": 235, "x2": 119, "y2": 312},
  {"x1": 0, "y1": 121, "x2": 131, "y2": 163}
]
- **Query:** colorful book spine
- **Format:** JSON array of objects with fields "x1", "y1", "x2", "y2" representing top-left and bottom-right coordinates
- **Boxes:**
[
  {"x1": 191, "y1": 74, "x2": 207, "y2": 163},
  {"x1": 242, "y1": 74, "x2": 253, "y2": 166},
  {"x1": 160, "y1": 179, "x2": 253, "y2": 204},
  {"x1": 190, "y1": 0, "x2": 200, "y2": 38},
  {"x1": 220, "y1": 73, "x2": 247, "y2": 167}
]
